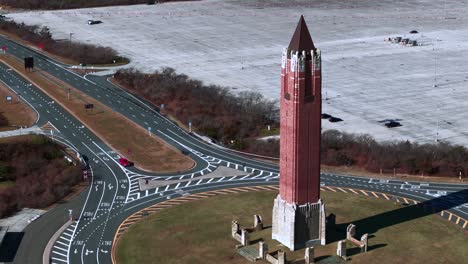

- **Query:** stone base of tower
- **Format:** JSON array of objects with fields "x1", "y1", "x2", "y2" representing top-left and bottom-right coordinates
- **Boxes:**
[{"x1": 272, "y1": 195, "x2": 326, "y2": 251}]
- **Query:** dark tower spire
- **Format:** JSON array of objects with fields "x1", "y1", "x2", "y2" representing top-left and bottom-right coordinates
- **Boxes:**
[{"x1": 288, "y1": 15, "x2": 316, "y2": 53}]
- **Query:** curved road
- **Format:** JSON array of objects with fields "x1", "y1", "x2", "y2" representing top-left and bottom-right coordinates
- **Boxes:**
[{"x1": 0, "y1": 35, "x2": 466, "y2": 264}]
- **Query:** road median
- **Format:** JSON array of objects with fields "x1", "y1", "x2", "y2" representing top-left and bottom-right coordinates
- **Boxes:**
[{"x1": 0, "y1": 55, "x2": 194, "y2": 173}]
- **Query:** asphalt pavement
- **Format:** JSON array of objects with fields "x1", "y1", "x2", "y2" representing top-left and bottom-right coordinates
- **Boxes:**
[{"x1": 0, "y1": 34, "x2": 466, "y2": 264}]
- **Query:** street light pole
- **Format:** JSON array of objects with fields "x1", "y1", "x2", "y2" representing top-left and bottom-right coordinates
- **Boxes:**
[
  {"x1": 435, "y1": 106, "x2": 440, "y2": 142},
  {"x1": 433, "y1": 38, "x2": 438, "y2": 88}
]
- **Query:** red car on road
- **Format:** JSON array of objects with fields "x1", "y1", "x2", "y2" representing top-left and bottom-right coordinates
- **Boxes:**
[{"x1": 118, "y1": 158, "x2": 133, "y2": 167}]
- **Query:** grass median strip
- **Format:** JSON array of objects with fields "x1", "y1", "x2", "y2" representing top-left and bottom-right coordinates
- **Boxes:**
[
  {"x1": 0, "y1": 82, "x2": 36, "y2": 131},
  {"x1": 0, "y1": 55, "x2": 194, "y2": 172}
]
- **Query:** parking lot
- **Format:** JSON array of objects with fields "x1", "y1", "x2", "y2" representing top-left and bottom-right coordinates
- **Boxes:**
[{"x1": 8, "y1": 0, "x2": 468, "y2": 145}]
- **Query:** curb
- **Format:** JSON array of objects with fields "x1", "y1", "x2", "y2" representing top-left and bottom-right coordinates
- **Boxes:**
[{"x1": 42, "y1": 220, "x2": 73, "y2": 264}]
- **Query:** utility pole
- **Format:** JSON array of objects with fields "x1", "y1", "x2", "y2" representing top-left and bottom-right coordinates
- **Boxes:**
[
  {"x1": 433, "y1": 38, "x2": 438, "y2": 88},
  {"x1": 435, "y1": 105, "x2": 440, "y2": 142}
]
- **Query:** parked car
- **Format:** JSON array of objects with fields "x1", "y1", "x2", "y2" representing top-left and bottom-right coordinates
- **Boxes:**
[
  {"x1": 87, "y1": 20, "x2": 102, "y2": 25},
  {"x1": 118, "y1": 158, "x2": 133, "y2": 167}
]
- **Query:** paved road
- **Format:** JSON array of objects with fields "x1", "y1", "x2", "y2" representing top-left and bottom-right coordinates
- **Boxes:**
[{"x1": 0, "y1": 35, "x2": 466, "y2": 264}]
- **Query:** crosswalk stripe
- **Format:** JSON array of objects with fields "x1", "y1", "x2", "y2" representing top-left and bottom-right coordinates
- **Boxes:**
[
  {"x1": 337, "y1": 187, "x2": 347, "y2": 193},
  {"x1": 240, "y1": 187, "x2": 262, "y2": 192},
  {"x1": 52, "y1": 251, "x2": 67, "y2": 257},
  {"x1": 255, "y1": 186, "x2": 274, "y2": 191},
  {"x1": 56, "y1": 240, "x2": 68, "y2": 247},
  {"x1": 53, "y1": 245, "x2": 68, "y2": 252}
]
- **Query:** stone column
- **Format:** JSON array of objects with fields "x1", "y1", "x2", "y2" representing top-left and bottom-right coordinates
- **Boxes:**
[
  {"x1": 254, "y1": 215, "x2": 264, "y2": 231},
  {"x1": 241, "y1": 229, "x2": 249, "y2": 246},
  {"x1": 258, "y1": 241, "x2": 268, "y2": 259},
  {"x1": 346, "y1": 224, "x2": 356, "y2": 240},
  {"x1": 360, "y1": 234, "x2": 368, "y2": 252},
  {"x1": 337, "y1": 240, "x2": 347, "y2": 260},
  {"x1": 305, "y1": 246, "x2": 315, "y2": 264},
  {"x1": 278, "y1": 250, "x2": 286, "y2": 264},
  {"x1": 231, "y1": 220, "x2": 239, "y2": 238}
]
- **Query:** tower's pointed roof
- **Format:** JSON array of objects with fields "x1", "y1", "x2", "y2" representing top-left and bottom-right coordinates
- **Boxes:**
[{"x1": 288, "y1": 15, "x2": 315, "y2": 52}]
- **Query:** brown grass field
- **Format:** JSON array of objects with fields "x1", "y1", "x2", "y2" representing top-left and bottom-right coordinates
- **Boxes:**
[
  {"x1": 116, "y1": 190, "x2": 468, "y2": 264},
  {"x1": 0, "y1": 56, "x2": 194, "y2": 172},
  {"x1": 0, "y1": 83, "x2": 36, "y2": 131}
]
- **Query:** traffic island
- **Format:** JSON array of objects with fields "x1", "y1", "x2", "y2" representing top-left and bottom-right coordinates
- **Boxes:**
[{"x1": 115, "y1": 190, "x2": 468, "y2": 264}]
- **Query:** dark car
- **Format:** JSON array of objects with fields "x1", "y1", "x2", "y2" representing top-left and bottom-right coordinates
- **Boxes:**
[
  {"x1": 87, "y1": 20, "x2": 102, "y2": 25},
  {"x1": 385, "y1": 121, "x2": 402, "y2": 128}
]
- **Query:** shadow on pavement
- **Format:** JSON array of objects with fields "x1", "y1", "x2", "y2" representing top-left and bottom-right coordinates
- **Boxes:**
[{"x1": 0, "y1": 232, "x2": 24, "y2": 262}]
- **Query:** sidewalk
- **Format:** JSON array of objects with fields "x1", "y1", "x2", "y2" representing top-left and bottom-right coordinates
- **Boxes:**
[{"x1": 0, "y1": 126, "x2": 41, "y2": 138}]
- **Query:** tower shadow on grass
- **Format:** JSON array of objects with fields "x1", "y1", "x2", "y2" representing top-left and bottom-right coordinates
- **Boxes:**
[{"x1": 327, "y1": 188, "x2": 468, "y2": 244}]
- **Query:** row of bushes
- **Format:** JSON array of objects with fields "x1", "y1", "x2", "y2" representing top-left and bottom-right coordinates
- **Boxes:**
[
  {"x1": 0, "y1": 19, "x2": 125, "y2": 65},
  {"x1": 247, "y1": 130, "x2": 468, "y2": 178},
  {"x1": 0, "y1": 0, "x2": 188, "y2": 10},
  {"x1": 114, "y1": 67, "x2": 468, "y2": 178},
  {"x1": 114, "y1": 68, "x2": 278, "y2": 142},
  {"x1": 0, "y1": 135, "x2": 82, "y2": 218}
]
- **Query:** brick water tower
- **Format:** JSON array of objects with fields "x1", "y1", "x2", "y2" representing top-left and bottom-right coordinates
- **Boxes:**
[{"x1": 272, "y1": 16, "x2": 326, "y2": 250}]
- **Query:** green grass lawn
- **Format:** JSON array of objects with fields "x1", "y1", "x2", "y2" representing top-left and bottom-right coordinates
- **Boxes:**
[{"x1": 116, "y1": 190, "x2": 468, "y2": 264}]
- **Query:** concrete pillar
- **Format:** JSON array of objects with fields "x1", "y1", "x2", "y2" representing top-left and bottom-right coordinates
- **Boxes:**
[
  {"x1": 305, "y1": 246, "x2": 314, "y2": 264},
  {"x1": 346, "y1": 224, "x2": 356, "y2": 240},
  {"x1": 337, "y1": 240, "x2": 347, "y2": 260},
  {"x1": 258, "y1": 241, "x2": 268, "y2": 259},
  {"x1": 254, "y1": 214, "x2": 264, "y2": 231},
  {"x1": 360, "y1": 233, "x2": 368, "y2": 252},
  {"x1": 277, "y1": 250, "x2": 286, "y2": 264},
  {"x1": 231, "y1": 220, "x2": 239, "y2": 237},
  {"x1": 241, "y1": 229, "x2": 249, "y2": 246}
]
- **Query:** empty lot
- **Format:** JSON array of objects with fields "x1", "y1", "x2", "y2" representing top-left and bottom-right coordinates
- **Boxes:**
[{"x1": 8, "y1": 0, "x2": 468, "y2": 145}]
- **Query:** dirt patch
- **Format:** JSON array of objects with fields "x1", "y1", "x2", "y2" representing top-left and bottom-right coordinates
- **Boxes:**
[
  {"x1": 0, "y1": 82, "x2": 37, "y2": 131},
  {"x1": 0, "y1": 55, "x2": 194, "y2": 173}
]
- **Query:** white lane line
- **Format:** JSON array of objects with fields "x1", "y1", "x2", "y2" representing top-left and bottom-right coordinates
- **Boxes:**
[
  {"x1": 90, "y1": 142, "x2": 123, "y2": 206},
  {"x1": 93, "y1": 184, "x2": 106, "y2": 219}
]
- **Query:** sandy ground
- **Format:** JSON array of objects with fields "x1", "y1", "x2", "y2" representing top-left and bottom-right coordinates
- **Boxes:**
[{"x1": 7, "y1": 0, "x2": 468, "y2": 145}]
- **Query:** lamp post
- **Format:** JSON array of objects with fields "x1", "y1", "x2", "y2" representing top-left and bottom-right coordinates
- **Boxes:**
[{"x1": 433, "y1": 38, "x2": 438, "y2": 88}]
